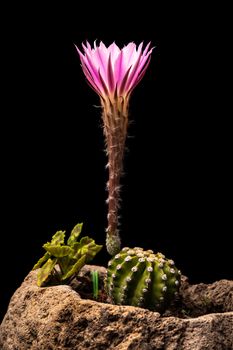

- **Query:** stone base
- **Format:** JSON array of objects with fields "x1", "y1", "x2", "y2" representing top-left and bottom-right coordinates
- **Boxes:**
[{"x1": 0, "y1": 266, "x2": 232, "y2": 350}]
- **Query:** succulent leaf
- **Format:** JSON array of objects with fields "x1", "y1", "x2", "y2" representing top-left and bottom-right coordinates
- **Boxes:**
[
  {"x1": 61, "y1": 255, "x2": 86, "y2": 281},
  {"x1": 51, "y1": 230, "x2": 66, "y2": 245},
  {"x1": 67, "y1": 223, "x2": 83, "y2": 247},
  {"x1": 37, "y1": 258, "x2": 57, "y2": 287},
  {"x1": 43, "y1": 243, "x2": 73, "y2": 257},
  {"x1": 78, "y1": 237, "x2": 103, "y2": 262},
  {"x1": 33, "y1": 251, "x2": 51, "y2": 270}
]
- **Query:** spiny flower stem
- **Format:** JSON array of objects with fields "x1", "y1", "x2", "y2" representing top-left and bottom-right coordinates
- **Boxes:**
[{"x1": 101, "y1": 97, "x2": 129, "y2": 255}]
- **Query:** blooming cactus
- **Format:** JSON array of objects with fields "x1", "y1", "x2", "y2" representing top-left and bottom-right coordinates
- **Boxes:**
[
  {"x1": 76, "y1": 41, "x2": 153, "y2": 255},
  {"x1": 76, "y1": 41, "x2": 153, "y2": 101}
]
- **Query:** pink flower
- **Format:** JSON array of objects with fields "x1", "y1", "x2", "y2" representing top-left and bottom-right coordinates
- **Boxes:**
[{"x1": 76, "y1": 41, "x2": 153, "y2": 99}]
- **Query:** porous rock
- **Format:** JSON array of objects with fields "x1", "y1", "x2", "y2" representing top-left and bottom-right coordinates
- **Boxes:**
[{"x1": 0, "y1": 266, "x2": 232, "y2": 350}]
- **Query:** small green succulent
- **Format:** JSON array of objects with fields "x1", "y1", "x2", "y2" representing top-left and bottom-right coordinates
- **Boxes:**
[{"x1": 33, "y1": 223, "x2": 102, "y2": 287}]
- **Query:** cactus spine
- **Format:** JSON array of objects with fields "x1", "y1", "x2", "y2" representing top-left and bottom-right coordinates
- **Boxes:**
[{"x1": 106, "y1": 247, "x2": 181, "y2": 311}]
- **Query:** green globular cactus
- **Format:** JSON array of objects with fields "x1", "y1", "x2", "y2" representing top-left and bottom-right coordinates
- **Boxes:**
[
  {"x1": 33, "y1": 223, "x2": 102, "y2": 287},
  {"x1": 106, "y1": 247, "x2": 181, "y2": 312}
]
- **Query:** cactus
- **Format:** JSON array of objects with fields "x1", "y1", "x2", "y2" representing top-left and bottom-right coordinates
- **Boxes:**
[
  {"x1": 33, "y1": 223, "x2": 102, "y2": 287},
  {"x1": 106, "y1": 247, "x2": 181, "y2": 311}
]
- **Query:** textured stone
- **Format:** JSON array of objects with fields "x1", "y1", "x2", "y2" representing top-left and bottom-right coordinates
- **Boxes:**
[
  {"x1": 180, "y1": 276, "x2": 233, "y2": 316},
  {"x1": 0, "y1": 267, "x2": 232, "y2": 350}
]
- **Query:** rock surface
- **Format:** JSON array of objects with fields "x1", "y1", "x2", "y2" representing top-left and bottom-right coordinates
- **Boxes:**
[
  {"x1": 0, "y1": 266, "x2": 232, "y2": 350},
  {"x1": 179, "y1": 276, "x2": 233, "y2": 317}
]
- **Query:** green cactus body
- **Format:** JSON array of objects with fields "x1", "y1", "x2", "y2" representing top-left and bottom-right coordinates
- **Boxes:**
[{"x1": 106, "y1": 247, "x2": 181, "y2": 311}]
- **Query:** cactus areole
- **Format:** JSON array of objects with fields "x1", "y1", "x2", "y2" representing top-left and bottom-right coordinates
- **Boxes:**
[
  {"x1": 106, "y1": 247, "x2": 181, "y2": 311},
  {"x1": 76, "y1": 41, "x2": 153, "y2": 255}
]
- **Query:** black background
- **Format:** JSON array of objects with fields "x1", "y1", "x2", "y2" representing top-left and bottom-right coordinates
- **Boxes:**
[{"x1": 1, "y1": 3, "x2": 232, "y2": 321}]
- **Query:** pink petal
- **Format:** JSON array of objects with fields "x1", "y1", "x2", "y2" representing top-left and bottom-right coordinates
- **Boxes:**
[
  {"x1": 99, "y1": 42, "x2": 109, "y2": 62},
  {"x1": 75, "y1": 45, "x2": 101, "y2": 95},
  {"x1": 108, "y1": 42, "x2": 121, "y2": 63},
  {"x1": 142, "y1": 42, "x2": 151, "y2": 56},
  {"x1": 84, "y1": 52, "x2": 100, "y2": 80},
  {"x1": 98, "y1": 69, "x2": 109, "y2": 96},
  {"x1": 99, "y1": 41, "x2": 108, "y2": 52},
  {"x1": 127, "y1": 56, "x2": 152, "y2": 96},
  {"x1": 82, "y1": 63, "x2": 102, "y2": 95},
  {"x1": 95, "y1": 47, "x2": 108, "y2": 84},
  {"x1": 126, "y1": 58, "x2": 148, "y2": 92},
  {"x1": 136, "y1": 56, "x2": 152, "y2": 84},
  {"x1": 81, "y1": 42, "x2": 88, "y2": 52},
  {"x1": 86, "y1": 41, "x2": 92, "y2": 50},
  {"x1": 122, "y1": 42, "x2": 136, "y2": 68},
  {"x1": 75, "y1": 44, "x2": 86, "y2": 60},
  {"x1": 107, "y1": 54, "x2": 115, "y2": 93},
  {"x1": 81, "y1": 53, "x2": 106, "y2": 94},
  {"x1": 127, "y1": 49, "x2": 140, "y2": 67},
  {"x1": 114, "y1": 50, "x2": 124, "y2": 83},
  {"x1": 126, "y1": 45, "x2": 154, "y2": 92},
  {"x1": 137, "y1": 48, "x2": 154, "y2": 74},
  {"x1": 78, "y1": 53, "x2": 101, "y2": 94},
  {"x1": 119, "y1": 65, "x2": 132, "y2": 95},
  {"x1": 124, "y1": 50, "x2": 143, "y2": 92},
  {"x1": 82, "y1": 41, "x2": 94, "y2": 58}
]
